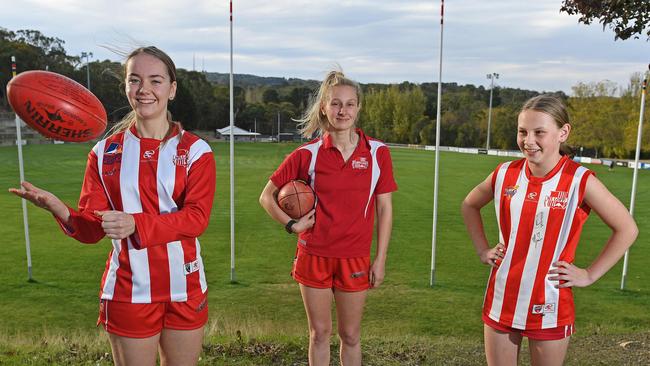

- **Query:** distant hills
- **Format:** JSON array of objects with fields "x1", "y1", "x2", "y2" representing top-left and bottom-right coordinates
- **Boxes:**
[{"x1": 204, "y1": 72, "x2": 320, "y2": 88}]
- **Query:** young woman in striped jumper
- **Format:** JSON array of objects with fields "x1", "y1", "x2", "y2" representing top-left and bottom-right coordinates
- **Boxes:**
[
  {"x1": 10, "y1": 46, "x2": 215, "y2": 366},
  {"x1": 461, "y1": 95, "x2": 637, "y2": 366}
]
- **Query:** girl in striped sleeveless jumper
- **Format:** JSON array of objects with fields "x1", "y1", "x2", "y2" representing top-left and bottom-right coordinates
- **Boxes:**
[{"x1": 461, "y1": 95, "x2": 637, "y2": 366}]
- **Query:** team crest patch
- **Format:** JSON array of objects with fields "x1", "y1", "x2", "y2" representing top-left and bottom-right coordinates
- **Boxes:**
[
  {"x1": 504, "y1": 185, "x2": 518, "y2": 198},
  {"x1": 184, "y1": 259, "x2": 200, "y2": 275},
  {"x1": 173, "y1": 149, "x2": 189, "y2": 167},
  {"x1": 351, "y1": 157, "x2": 368, "y2": 170},
  {"x1": 105, "y1": 142, "x2": 122, "y2": 155},
  {"x1": 103, "y1": 142, "x2": 122, "y2": 165},
  {"x1": 532, "y1": 303, "x2": 556, "y2": 314},
  {"x1": 545, "y1": 191, "x2": 569, "y2": 209}
]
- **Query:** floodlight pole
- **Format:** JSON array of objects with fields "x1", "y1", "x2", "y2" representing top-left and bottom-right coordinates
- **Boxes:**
[
  {"x1": 621, "y1": 66, "x2": 648, "y2": 290},
  {"x1": 486, "y1": 73, "x2": 499, "y2": 150},
  {"x1": 81, "y1": 51, "x2": 93, "y2": 90},
  {"x1": 11, "y1": 56, "x2": 33, "y2": 281}
]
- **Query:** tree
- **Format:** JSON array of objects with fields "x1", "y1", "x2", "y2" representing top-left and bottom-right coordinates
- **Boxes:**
[{"x1": 560, "y1": 0, "x2": 650, "y2": 40}]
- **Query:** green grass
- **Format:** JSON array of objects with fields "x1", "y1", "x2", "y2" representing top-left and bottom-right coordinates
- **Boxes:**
[{"x1": 0, "y1": 142, "x2": 648, "y2": 365}]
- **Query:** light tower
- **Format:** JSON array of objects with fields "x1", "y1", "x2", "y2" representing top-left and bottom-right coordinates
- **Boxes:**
[{"x1": 486, "y1": 72, "x2": 499, "y2": 150}]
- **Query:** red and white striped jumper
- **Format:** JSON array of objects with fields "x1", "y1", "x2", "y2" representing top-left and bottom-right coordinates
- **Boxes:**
[
  {"x1": 57, "y1": 124, "x2": 215, "y2": 304},
  {"x1": 484, "y1": 155, "x2": 593, "y2": 330}
]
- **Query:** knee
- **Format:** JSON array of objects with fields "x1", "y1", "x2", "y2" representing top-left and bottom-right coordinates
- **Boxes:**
[
  {"x1": 338, "y1": 327, "x2": 360, "y2": 347},
  {"x1": 309, "y1": 324, "x2": 332, "y2": 344}
]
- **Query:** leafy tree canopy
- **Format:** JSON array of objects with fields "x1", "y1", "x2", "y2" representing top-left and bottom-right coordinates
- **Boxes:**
[{"x1": 560, "y1": 0, "x2": 650, "y2": 40}]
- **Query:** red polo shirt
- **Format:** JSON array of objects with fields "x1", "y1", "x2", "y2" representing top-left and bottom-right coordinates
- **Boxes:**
[{"x1": 270, "y1": 129, "x2": 397, "y2": 258}]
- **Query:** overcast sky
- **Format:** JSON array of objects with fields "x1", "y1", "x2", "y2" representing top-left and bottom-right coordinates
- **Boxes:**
[{"x1": 3, "y1": 0, "x2": 648, "y2": 94}]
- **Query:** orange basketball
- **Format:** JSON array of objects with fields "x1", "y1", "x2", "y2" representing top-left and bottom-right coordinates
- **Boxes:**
[
  {"x1": 7, "y1": 70, "x2": 107, "y2": 142},
  {"x1": 277, "y1": 180, "x2": 316, "y2": 219}
]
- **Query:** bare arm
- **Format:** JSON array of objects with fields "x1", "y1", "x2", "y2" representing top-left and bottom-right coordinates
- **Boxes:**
[
  {"x1": 370, "y1": 192, "x2": 393, "y2": 288},
  {"x1": 259, "y1": 180, "x2": 314, "y2": 233},
  {"x1": 461, "y1": 173, "x2": 504, "y2": 267},
  {"x1": 549, "y1": 174, "x2": 638, "y2": 287}
]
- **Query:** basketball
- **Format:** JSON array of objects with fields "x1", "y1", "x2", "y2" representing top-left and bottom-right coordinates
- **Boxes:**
[
  {"x1": 277, "y1": 180, "x2": 316, "y2": 219},
  {"x1": 7, "y1": 70, "x2": 107, "y2": 142}
]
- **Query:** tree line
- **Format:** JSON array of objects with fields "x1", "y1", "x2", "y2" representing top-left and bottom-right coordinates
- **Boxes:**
[{"x1": 1, "y1": 28, "x2": 648, "y2": 158}]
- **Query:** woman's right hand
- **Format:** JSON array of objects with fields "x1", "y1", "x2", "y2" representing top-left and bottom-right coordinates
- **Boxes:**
[
  {"x1": 291, "y1": 209, "x2": 316, "y2": 233},
  {"x1": 479, "y1": 243, "x2": 505, "y2": 268},
  {"x1": 9, "y1": 181, "x2": 68, "y2": 218}
]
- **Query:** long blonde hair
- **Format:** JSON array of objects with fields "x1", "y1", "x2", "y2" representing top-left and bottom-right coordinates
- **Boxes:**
[
  {"x1": 520, "y1": 94, "x2": 573, "y2": 156},
  {"x1": 106, "y1": 46, "x2": 177, "y2": 137},
  {"x1": 296, "y1": 69, "x2": 363, "y2": 138}
]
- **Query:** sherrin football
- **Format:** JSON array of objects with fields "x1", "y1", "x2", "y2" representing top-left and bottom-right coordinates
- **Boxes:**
[
  {"x1": 277, "y1": 180, "x2": 316, "y2": 219},
  {"x1": 7, "y1": 70, "x2": 107, "y2": 142}
]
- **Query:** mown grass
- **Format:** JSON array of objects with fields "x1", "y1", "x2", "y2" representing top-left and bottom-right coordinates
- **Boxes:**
[{"x1": 0, "y1": 142, "x2": 648, "y2": 365}]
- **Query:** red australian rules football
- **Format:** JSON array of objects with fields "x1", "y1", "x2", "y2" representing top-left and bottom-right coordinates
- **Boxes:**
[
  {"x1": 7, "y1": 70, "x2": 107, "y2": 142},
  {"x1": 277, "y1": 180, "x2": 316, "y2": 219}
]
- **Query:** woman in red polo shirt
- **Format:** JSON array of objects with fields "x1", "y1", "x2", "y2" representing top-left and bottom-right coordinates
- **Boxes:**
[{"x1": 260, "y1": 70, "x2": 397, "y2": 366}]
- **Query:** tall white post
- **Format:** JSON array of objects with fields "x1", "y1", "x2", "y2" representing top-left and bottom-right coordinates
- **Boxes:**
[
  {"x1": 621, "y1": 67, "x2": 648, "y2": 290},
  {"x1": 229, "y1": 0, "x2": 236, "y2": 283},
  {"x1": 430, "y1": 0, "x2": 444, "y2": 287},
  {"x1": 11, "y1": 56, "x2": 33, "y2": 281}
]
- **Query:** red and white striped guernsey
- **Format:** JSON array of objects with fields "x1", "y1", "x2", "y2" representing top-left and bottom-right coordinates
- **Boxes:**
[
  {"x1": 57, "y1": 124, "x2": 216, "y2": 304},
  {"x1": 484, "y1": 155, "x2": 593, "y2": 330}
]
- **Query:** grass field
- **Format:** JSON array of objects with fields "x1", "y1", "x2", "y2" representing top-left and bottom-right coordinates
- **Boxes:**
[{"x1": 0, "y1": 142, "x2": 648, "y2": 365}]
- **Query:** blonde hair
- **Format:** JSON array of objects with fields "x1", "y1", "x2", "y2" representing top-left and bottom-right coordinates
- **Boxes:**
[
  {"x1": 106, "y1": 46, "x2": 177, "y2": 137},
  {"x1": 520, "y1": 94, "x2": 573, "y2": 156},
  {"x1": 296, "y1": 69, "x2": 363, "y2": 138}
]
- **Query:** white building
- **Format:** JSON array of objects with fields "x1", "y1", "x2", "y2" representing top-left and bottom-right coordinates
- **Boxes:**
[{"x1": 215, "y1": 125, "x2": 261, "y2": 141}]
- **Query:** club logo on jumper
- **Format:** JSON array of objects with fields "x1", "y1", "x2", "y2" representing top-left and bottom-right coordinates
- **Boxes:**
[
  {"x1": 531, "y1": 303, "x2": 556, "y2": 315},
  {"x1": 143, "y1": 149, "x2": 156, "y2": 159},
  {"x1": 545, "y1": 191, "x2": 569, "y2": 209},
  {"x1": 173, "y1": 149, "x2": 189, "y2": 167},
  {"x1": 350, "y1": 271, "x2": 366, "y2": 279},
  {"x1": 351, "y1": 157, "x2": 369, "y2": 170},
  {"x1": 103, "y1": 143, "x2": 122, "y2": 165},
  {"x1": 504, "y1": 185, "x2": 518, "y2": 198},
  {"x1": 525, "y1": 191, "x2": 538, "y2": 202},
  {"x1": 184, "y1": 259, "x2": 200, "y2": 275},
  {"x1": 105, "y1": 143, "x2": 122, "y2": 155}
]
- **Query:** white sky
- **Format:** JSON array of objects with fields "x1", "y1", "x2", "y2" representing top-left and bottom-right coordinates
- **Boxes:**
[{"x1": 2, "y1": 0, "x2": 648, "y2": 94}]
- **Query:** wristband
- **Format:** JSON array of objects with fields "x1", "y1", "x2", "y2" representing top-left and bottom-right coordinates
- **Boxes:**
[{"x1": 285, "y1": 219, "x2": 297, "y2": 234}]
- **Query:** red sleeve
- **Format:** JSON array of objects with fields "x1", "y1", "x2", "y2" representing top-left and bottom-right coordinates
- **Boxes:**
[
  {"x1": 269, "y1": 149, "x2": 310, "y2": 188},
  {"x1": 374, "y1": 146, "x2": 398, "y2": 194},
  {"x1": 55, "y1": 150, "x2": 110, "y2": 244},
  {"x1": 131, "y1": 151, "x2": 216, "y2": 248}
]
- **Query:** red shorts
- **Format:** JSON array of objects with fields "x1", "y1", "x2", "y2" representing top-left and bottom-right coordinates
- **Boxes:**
[
  {"x1": 483, "y1": 314, "x2": 575, "y2": 341},
  {"x1": 292, "y1": 246, "x2": 370, "y2": 292},
  {"x1": 98, "y1": 292, "x2": 208, "y2": 338}
]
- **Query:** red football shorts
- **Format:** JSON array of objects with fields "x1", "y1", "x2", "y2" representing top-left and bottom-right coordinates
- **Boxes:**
[
  {"x1": 483, "y1": 314, "x2": 575, "y2": 341},
  {"x1": 292, "y1": 245, "x2": 370, "y2": 292},
  {"x1": 98, "y1": 292, "x2": 208, "y2": 338}
]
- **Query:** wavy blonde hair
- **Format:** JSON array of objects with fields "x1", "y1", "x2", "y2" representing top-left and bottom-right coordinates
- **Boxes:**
[
  {"x1": 106, "y1": 46, "x2": 177, "y2": 137},
  {"x1": 296, "y1": 69, "x2": 363, "y2": 138}
]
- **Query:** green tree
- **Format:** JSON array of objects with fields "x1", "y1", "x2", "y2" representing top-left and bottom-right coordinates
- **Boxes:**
[{"x1": 560, "y1": 0, "x2": 650, "y2": 40}]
